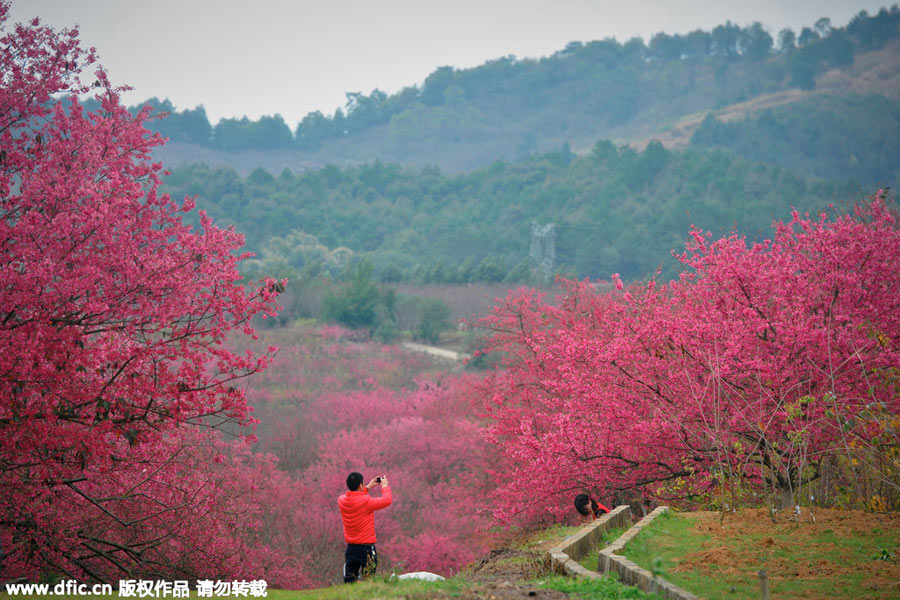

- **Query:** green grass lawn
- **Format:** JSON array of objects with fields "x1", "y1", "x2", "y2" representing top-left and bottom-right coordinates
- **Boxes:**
[{"x1": 617, "y1": 509, "x2": 900, "y2": 600}]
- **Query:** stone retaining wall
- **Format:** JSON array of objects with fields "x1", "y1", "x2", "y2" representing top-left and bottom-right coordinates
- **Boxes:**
[
  {"x1": 546, "y1": 504, "x2": 632, "y2": 578},
  {"x1": 546, "y1": 505, "x2": 698, "y2": 600}
]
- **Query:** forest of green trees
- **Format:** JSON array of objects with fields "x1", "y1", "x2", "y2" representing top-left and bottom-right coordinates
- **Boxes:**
[{"x1": 162, "y1": 140, "x2": 858, "y2": 286}]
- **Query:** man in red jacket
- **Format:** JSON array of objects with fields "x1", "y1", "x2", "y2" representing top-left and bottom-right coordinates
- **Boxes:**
[{"x1": 338, "y1": 471, "x2": 393, "y2": 583}]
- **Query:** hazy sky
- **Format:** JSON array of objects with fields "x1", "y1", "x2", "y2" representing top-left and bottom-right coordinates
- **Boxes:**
[{"x1": 8, "y1": 0, "x2": 891, "y2": 128}]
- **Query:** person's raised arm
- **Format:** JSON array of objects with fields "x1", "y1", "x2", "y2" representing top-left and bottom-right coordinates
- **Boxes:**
[{"x1": 368, "y1": 475, "x2": 392, "y2": 510}]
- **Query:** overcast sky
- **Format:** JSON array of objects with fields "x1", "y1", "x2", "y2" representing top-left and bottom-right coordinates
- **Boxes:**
[{"x1": 8, "y1": 0, "x2": 892, "y2": 128}]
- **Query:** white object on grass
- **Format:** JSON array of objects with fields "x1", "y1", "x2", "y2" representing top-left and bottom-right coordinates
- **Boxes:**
[{"x1": 395, "y1": 572, "x2": 445, "y2": 581}]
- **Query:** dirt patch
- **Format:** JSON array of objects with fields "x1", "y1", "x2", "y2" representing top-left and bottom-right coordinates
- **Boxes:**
[
  {"x1": 673, "y1": 508, "x2": 900, "y2": 598},
  {"x1": 816, "y1": 39, "x2": 900, "y2": 97},
  {"x1": 464, "y1": 548, "x2": 551, "y2": 583},
  {"x1": 686, "y1": 506, "x2": 900, "y2": 540},
  {"x1": 633, "y1": 88, "x2": 811, "y2": 150},
  {"x1": 439, "y1": 548, "x2": 567, "y2": 599}
]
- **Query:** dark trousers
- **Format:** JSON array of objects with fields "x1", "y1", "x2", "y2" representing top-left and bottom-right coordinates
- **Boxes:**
[{"x1": 343, "y1": 543, "x2": 377, "y2": 583}]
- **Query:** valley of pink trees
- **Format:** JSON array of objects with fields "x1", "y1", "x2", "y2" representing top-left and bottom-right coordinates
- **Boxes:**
[
  {"x1": 2, "y1": 2, "x2": 899, "y2": 590},
  {"x1": 233, "y1": 325, "x2": 499, "y2": 585}
]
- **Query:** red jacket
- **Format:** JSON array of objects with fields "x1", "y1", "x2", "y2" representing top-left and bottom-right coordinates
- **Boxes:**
[
  {"x1": 338, "y1": 486, "x2": 392, "y2": 544},
  {"x1": 593, "y1": 502, "x2": 611, "y2": 518}
]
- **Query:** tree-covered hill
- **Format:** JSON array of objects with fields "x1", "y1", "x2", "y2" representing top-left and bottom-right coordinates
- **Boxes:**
[
  {"x1": 162, "y1": 141, "x2": 858, "y2": 285},
  {"x1": 145, "y1": 7, "x2": 900, "y2": 176},
  {"x1": 148, "y1": 8, "x2": 900, "y2": 287},
  {"x1": 689, "y1": 93, "x2": 900, "y2": 186}
]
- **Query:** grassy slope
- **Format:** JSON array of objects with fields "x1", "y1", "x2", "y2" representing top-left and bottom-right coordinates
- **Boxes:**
[{"x1": 619, "y1": 509, "x2": 900, "y2": 600}]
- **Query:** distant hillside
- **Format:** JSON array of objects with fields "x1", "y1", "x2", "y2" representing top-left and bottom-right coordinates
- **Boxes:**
[
  {"x1": 631, "y1": 38, "x2": 900, "y2": 151},
  {"x1": 689, "y1": 93, "x2": 900, "y2": 186},
  {"x1": 162, "y1": 142, "x2": 858, "y2": 285},
  {"x1": 146, "y1": 7, "x2": 900, "y2": 177}
]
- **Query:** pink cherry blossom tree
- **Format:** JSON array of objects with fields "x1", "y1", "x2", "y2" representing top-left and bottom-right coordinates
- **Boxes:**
[
  {"x1": 0, "y1": 3, "x2": 286, "y2": 581},
  {"x1": 475, "y1": 193, "x2": 900, "y2": 523}
]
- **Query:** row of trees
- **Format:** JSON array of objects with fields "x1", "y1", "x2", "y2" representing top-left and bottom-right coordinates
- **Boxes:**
[
  {"x1": 132, "y1": 7, "x2": 898, "y2": 157},
  {"x1": 244, "y1": 235, "x2": 538, "y2": 289},
  {"x1": 83, "y1": 97, "x2": 296, "y2": 151},
  {"x1": 474, "y1": 194, "x2": 900, "y2": 522}
]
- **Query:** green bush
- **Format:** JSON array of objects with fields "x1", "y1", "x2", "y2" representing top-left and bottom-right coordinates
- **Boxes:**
[{"x1": 416, "y1": 298, "x2": 452, "y2": 344}]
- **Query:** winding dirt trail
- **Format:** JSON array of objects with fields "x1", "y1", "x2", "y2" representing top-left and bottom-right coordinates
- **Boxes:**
[{"x1": 401, "y1": 342, "x2": 470, "y2": 363}]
